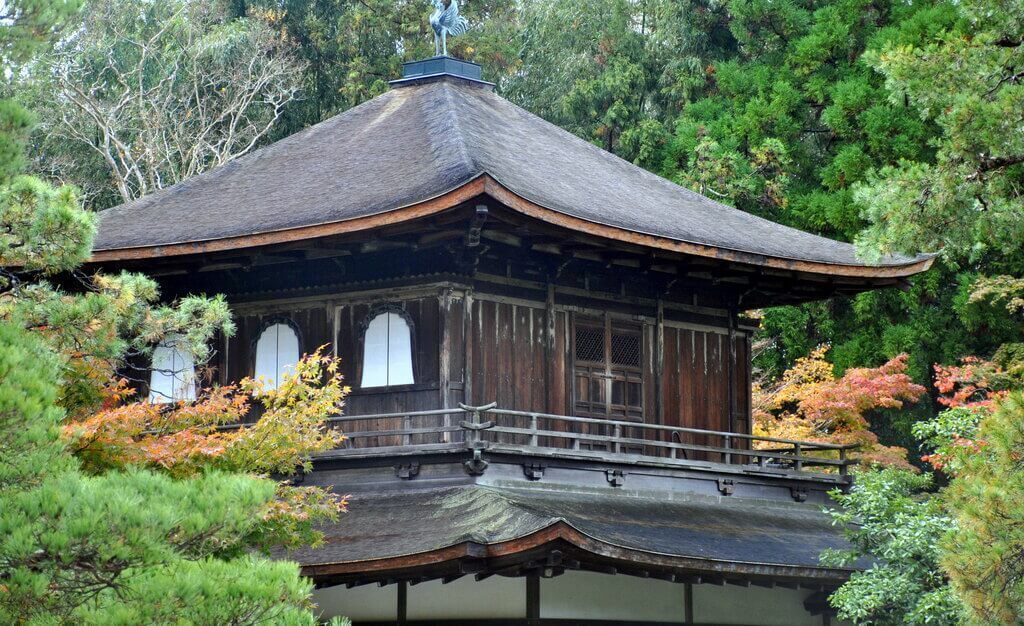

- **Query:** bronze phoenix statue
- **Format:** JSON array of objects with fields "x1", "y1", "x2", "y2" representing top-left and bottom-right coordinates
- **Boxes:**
[{"x1": 430, "y1": 0, "x2": 469, "y2": 57}]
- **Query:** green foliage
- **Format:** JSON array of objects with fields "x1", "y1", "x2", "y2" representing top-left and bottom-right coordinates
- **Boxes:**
[
  {"x1": 19, "y1": 0, "x2": 307, "y2": 208},
  {"x1": 232, "y1": 0, "x2": 519, "y2": 140},
  {"x1": 942, "y1": 393, "x2": 1024, "y2": 623},
  {"x1": 0, "y1": 174, "x2": 92, "y2": 274},
  {"x1": 0, "y1": 318, "x2": 335, "y2": 624},
  {"x1": 652, "y1": 0, "x2": 977, "y2": 391},
  {"x1": 0, "y1": 0, "x2": 81, "y2": 65},
  {"x1": 508, "y1": 0, "x2": 735, "y2": 159},
  {"x1": 0, "y1": 322, "x2": 71, "y2": 493},
  {"x1": 855, "y1": 0, "x2": 1024, "y2": 268},
  {"x1": 913, "y1": 406, "x2": 986, "y2": 474},
  {"x1": 823, "y1": 468, "x2": 967, "y2": 625},
  {"x1": 1, "y1": 3, "x2": 343, "y2": 622},
  {"x1": 0, "y1": 100, "x2": 35, "y2": 180}
]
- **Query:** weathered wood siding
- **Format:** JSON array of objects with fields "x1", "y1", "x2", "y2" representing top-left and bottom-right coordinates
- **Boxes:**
[
  {"x1": 224, "y1": 306, "x2": 333, "y2": 386},
  {"x1": 335, "y1": 297, "x2": 441, "y2": 415},
  {"x1": 220, "y1": 286, "x2": 752, "y2": 449},
  {"x1": 466, "y1": 298, "x2": 549, "y2": 411}
]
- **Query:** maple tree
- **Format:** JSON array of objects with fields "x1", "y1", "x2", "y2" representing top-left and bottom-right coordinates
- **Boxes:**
[
  {"x1": 62, "y1": 348, "x2": 350, "y2": 550},
  {"x1": 753, "y1": 346, "x2": 926, "y2": 468}
]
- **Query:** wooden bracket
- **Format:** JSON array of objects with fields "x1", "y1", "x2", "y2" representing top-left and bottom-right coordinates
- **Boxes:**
[
  {"x1": 453, "y1": 205, "x2": 490, "y2": 274},
  {"x1": 717, "y1": 478, "x2": 735, "y2": 495},
  {"x1": 395, "y1": 462, "x2": 420, "y2": 480},
  {"x1": 790, "y1": 486, "x2": 808, "y2": 502},
  {"x1": 523, "y1": 463, "x2": 545, "y2": 481},
  {"x1": 466, "y1": 205, "x2": 488, "y2": 247},
  {"x1": 464, "y1": 448, "x2": 488, "y2": 476},
  {"x1": 605, "y1": 469, "x2": 625, "y2": 487}
]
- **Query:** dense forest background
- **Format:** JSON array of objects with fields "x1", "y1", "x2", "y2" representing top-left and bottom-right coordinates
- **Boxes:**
[{"x1": 3, "y1": 0, "x2": 1024, "y2": 623}]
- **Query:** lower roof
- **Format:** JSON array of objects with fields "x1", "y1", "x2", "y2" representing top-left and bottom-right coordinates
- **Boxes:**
[{"x1": 283, "y1": 484, "x2": 855, "y2": 583}]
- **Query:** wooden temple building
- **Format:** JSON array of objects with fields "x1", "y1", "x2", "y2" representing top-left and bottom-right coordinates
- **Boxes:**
[{"x1": 91, "y1": 56, "x2": 933, "y2": 625}]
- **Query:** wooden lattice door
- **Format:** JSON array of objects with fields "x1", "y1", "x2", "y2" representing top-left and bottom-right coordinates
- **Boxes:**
[{"x1": 572, "y1": 315, "x2": 644, "y2": 451}]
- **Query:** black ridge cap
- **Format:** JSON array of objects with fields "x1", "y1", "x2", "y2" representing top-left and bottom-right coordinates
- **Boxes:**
[{"x1": 390, "y1": 55, "x2": 495, "y2": 88}]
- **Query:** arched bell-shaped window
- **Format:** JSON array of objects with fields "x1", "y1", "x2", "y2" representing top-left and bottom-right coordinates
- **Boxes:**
[
  {"x1": 149, "y1": 334, "x2": 197, "y2": 403},
  {"x1": 361, "y1": 310, "x2": 414, "y2": 388},
  {"x1": 254, "y1": 321, "x2": 301, "y2": 390}
]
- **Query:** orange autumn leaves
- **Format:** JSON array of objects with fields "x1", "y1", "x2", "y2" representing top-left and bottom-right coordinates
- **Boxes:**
[
  {"x1": 63, "y1": 347, "x2": 348, "y2": 477},
  {"x1": 60, "y1": 347, "x2": 350, "y2": 548},
  {"x1": 754, "y1": 346, "x2": 927, "y2": 469}
]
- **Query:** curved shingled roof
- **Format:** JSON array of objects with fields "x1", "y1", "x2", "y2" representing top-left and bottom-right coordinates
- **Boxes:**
[
  {"x1": 92, "y1": 76, "x2": 932, "y2": 278},
  {"x1": 285, "y1": 485, "x2": 856, "y2": 582}
]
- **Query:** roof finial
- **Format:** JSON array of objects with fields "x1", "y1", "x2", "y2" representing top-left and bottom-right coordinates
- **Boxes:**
[{"x1": 429, "y1": 0, "x2": 469, "y2": 57}]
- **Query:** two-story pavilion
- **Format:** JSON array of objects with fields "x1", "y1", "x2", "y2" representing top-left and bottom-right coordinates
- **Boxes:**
[{"x1": 90, "y1": 56, "x2": 932, "y2": 625}]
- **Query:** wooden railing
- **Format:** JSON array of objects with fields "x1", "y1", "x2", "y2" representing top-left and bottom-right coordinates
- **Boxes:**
[{"x1": 324, "y1": 403, "x2": 858, "y2": 477}]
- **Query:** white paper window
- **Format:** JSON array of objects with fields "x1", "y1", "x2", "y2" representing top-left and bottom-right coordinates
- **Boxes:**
[
  {"x1": 149, "y1": 334, "x2": 197, "y2": 403},
  {"x1": 254, "y1": 322, "x2": 300, "y2": 390},
  {"x1": 361, "y1": 312, "x2": 414, "y2": 388}
]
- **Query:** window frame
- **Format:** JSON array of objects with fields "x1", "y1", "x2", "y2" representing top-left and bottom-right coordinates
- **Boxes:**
[
  {"x1": 357, "y1": 304, "x2": 417, "y2": 390},
  {"x1": 251, "y1": 316, "x2": 303, "y2": 391}
]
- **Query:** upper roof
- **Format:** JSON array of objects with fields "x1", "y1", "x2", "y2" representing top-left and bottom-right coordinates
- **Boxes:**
[{"x1": 92, "y1": 69, "x2": 932, "y2": 278}]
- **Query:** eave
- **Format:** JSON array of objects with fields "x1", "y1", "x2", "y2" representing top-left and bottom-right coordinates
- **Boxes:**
[
  {"x1": 301, "y1": 520, "x2": 855, "y2": 588},
  {"x1": 89, "y1": 174, "x2": 935, "y2": 281}
]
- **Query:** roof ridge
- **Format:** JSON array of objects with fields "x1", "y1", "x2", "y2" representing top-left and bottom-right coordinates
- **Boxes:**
[{"x1": 439, "y1": 81, "x2": 477, "y2": 175}]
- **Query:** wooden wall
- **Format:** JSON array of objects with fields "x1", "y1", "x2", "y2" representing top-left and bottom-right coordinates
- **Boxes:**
[
  {"x1": 220, "y1": 285, "x2": 752, "y2": 446},
  {"x1": 334, "y1": 297, "x2": 441, "y2": 416},
  {"x1": 224, "y1": 306, "x2": 333, "y2": 386},
  {"x1": 466, "y1": 298, "x2": 550, "y2": 412}
]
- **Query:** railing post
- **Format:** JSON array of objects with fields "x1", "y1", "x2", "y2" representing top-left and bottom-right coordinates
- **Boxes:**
[
  {"x1": 403, "y1": 413, "x2": 412, "y2": 447},
  {"x1": 529, "y1": 414, "x2": 539, "y2": 447},
  {"x1": 839, "y1": 447, "x2": 848, "y2": 477},
  {"x1": 794, "y1": 442, "x2": 802, "y2": 471},
  {"x1": 466, "y1": 406, "x2": 479, "y2": 448},
  {"x1": 613, "y1": 424, "x2": 622, "y2": 454},
  {"x1": 724, "y1": 434, "x2": 732, "y2": 465}
]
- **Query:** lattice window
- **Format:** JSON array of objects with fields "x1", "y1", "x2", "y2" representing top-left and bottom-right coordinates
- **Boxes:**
[
  {"x1": 572, "y1": 317, "x2": 645, "y2": 429},
  {"x1": 610, "y1": 331, "x2": 641, "y2": 368},
  {"x1": 574, "y1": 325, "x2": 605, "y2": 363}
]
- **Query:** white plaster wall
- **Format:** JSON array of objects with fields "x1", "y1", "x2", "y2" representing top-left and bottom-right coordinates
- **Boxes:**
[
  {"x1": 693, "y1": 583, "x2": 824, "y2": 626},
  {"x1": 314, "y1": 572, "x2": 842, "y2": 625},
  {"x1": 312, "y1": 582, "x2": 397, "y2": 622},
  {"x1": 541, "y1": 571, "x2": 684, "y2": 621},
  {"x1": 406, "y1": 576, "x2": 526, "y2": 620}
]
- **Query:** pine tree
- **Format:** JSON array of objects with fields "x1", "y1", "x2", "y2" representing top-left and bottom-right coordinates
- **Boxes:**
[{"x1": 1, "y1": 2, "x2": 346, "y2": 622}]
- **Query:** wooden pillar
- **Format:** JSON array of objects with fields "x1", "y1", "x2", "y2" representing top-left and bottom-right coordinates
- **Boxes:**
[
  {"x1": 439, "y1": 288, "x2": 452, "y2": 409},
  {"x1": 526, "y1": 574, "x2": 540, "y2": 621},
  {"x1": 463, "y1": 290, "x2": 474, "y2": 405},
  {"x1": 544, "y1": 282, "x2": 557, "y2": 414},
  {"x1": 684, "y1": 582, "x2": 694, "y2": 624},
  {"x1": 655, "y1": 298, "x2": 665, "y2": 425},
  {"x1": 727, "y1": 309, "x2": 737, "y2": 443},
  {"x1": 397, "y1": 580, "x2": 407, "y2": 624}
]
